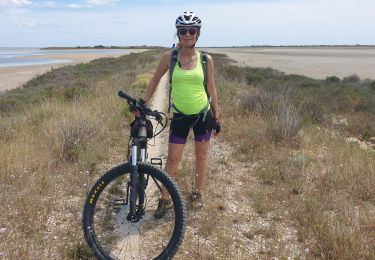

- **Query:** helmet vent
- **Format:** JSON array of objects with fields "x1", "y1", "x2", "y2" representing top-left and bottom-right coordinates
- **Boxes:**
[{"x1": 176, "y1": 12, "x2": 202, "y2": 28}]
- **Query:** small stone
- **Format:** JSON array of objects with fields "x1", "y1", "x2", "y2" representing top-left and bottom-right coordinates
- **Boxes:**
[
  {"x1": 0, "y1": 228, "x2": 6, "y2": 234},
  {"x1": 346, "y1": 137, "x2": 359, "y2": 143},
  {"x1": 332, "y1": 114, "x2": 348, "y2": 126}
]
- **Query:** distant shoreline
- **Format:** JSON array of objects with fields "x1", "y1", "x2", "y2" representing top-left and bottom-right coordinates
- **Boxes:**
[
  {"x1": 205, "y1": 45, "x2": 375, "y2": 48},
  {"x1": 0, "y1": 49, "x2": 147, "y2": 92},
  {"x1": 41, "y1": 45, "x2": 161, "y2": 50},
  {"x1": 39, "y1": 45, "x2": 375, "y2": 50}
]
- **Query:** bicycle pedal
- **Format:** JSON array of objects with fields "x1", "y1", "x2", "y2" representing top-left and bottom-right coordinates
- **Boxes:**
[
  {"x1": 112, "y1": 199, "x2": 127, "y2": 209},
  {"x1": 150, "y1": 157, "x2": 163, "y2": 169}
]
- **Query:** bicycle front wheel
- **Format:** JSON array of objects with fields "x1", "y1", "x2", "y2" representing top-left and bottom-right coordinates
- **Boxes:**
[{"x1": 82, "y1": 163, "x2": 186, "y2": 259}]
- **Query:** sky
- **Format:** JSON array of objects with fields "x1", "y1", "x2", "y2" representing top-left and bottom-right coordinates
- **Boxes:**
[{"x1": 0, "y1": 0, "x2": 374, "y2": 47}]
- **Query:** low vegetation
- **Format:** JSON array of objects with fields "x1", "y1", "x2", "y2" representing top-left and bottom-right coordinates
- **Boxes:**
[
  {"x1": 176, "y1": 53, "x2": 374, "y2": 258},
  {"x1": 0, "y1": 50, "x2": 160, "y2": 258},
  {"x1": 0, "y1": 49, "x2": 374, "y2": 259}
]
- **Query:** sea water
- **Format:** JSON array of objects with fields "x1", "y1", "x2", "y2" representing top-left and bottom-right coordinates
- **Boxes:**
[{"x1": 0, "y1": 48, "x2": 128, "y2": 68}]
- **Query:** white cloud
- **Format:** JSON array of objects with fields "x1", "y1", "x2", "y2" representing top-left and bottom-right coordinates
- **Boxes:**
[
  {"x1": 0, "y1": 0, "x2": 32, "y2": 7},
  {"x1": 85, "y1": 0, "x2": 119, "y2": 5},
  {"x1": 68, "y1": 3, "x2": 84, "y2": 9},
  {"x1": 68, "y1": 0, "x2": 118, "y2": 9}
]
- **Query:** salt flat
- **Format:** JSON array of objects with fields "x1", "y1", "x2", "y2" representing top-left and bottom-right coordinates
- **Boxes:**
[{"x1": 203, "y1": 47, "x2": 375, "y2": 80}]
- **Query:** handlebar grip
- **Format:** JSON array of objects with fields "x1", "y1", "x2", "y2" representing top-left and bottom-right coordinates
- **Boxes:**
[{"x1": 118, "y1": 90, "x2": 137, "y2": 103}]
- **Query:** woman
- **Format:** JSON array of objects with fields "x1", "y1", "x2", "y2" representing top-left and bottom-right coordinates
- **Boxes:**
[{"x1": 143, "y1": 11, "x2": 221, "y2": 218}]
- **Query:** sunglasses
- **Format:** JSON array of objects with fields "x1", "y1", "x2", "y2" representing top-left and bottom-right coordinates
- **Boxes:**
[{"x1": 178, "y1": 28, "x2": 198, "y2": 36}]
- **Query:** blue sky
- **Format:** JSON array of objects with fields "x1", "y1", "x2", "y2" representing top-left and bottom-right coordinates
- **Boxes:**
[{"x1": 0, "y1": 0, "x2": 374, "y2": 47}]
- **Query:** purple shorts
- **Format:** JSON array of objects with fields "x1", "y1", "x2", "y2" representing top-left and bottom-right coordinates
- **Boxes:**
[{"x1": 169, "y1": 110, "x2": 214, "y2": 144}]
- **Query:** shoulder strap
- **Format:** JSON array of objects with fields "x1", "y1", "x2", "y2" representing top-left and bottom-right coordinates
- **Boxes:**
[
  {"x1": 200, "y1": 51, "x2": 210, "y2": 102},
  {"x1": 168, "y1": 49, "x2": 178, "y2": 112},
  {"x1": 169, "y1": 49, "x2": 178, "y2": 84}
]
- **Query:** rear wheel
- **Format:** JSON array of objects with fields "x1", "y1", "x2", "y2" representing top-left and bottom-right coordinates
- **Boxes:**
[{"x1": 82, "y1": 163, "x2": 186, "y2": 259}]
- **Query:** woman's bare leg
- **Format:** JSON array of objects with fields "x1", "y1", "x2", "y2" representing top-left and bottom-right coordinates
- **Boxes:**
[
  {"x1": 162, "y1": 142, "x2": 185, "y2": 199},
  {"x1": 194, "y1": 140, "x2": 210, "y2": 194}
]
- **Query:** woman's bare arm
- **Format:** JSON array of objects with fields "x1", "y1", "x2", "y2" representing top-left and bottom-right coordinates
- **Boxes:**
[
  {"x1": 143, "y1": 51, "x2": 171, "y2": 103},
  {"x1": 206, "y1": 54, "x2": 220, "y2": 121}
]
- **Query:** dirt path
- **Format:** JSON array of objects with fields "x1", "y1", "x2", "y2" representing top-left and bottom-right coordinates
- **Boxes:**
[
  {"x1": 114, "y1": 74, "x2": 169, "y2": 259},
  {"x1": 147, "y1": 74, "x2": 169, "y2": 160}
]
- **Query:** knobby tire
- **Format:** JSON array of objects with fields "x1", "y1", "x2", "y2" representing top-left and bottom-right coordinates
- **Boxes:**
[{"x1": 82, "y1": 163, "x2": 186, "y2": 259}]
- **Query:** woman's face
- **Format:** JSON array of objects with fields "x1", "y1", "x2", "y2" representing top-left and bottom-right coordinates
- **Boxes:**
[{"x1": 178, "y1": 27, "x2": 199, "y2": 47}]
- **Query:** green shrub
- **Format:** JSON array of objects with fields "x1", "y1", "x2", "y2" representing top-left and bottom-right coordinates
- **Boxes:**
[
  {"x1": 370, "y1": 80, "x2": 375, "y2": 90},
  {"x1": 246, "y1": 74, "x2": 263, "y2": 84},
  {"x1": 46, "y1": 113, "x2": 99, "y2": 162},
  {"x1": 223, "y1": 65, "x2": 243, "y2": 81},
  {"x1": 343, "y1": 74, "x2": 360, "y2": 83},
  {"x1": 266, "y1": 98, "x2": 303, "y2": 142},
  {"x1": 326, "y1": 76, "x2": 341, "y2": 82}
]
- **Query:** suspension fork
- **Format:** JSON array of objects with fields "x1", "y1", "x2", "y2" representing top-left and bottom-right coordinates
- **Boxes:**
[
  {"x1": 126, "y1": 124, "x2": 147, "y2": 221},
  {"x1": 138, "y1": 140, "x2": 147, "y2": 215},
  {"x1": 126, "y1": 144, "x2": 139, "y2": 222}
]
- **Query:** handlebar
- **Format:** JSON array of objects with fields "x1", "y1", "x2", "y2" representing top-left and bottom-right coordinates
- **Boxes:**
[
  {"x1": 118, "y1": 90, "x2": 163, "y2": 122},
  {"x1": 118, "y1": 90, "x2": 137, "y2": 103}
]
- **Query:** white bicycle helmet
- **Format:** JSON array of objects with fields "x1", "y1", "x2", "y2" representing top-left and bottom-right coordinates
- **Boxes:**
[{"x1": 175, "y1": 11, "x2": 202, "y2": 28}]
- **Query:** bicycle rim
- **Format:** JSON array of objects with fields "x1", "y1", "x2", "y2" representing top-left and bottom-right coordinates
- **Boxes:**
[{"x1": 83, "y1": 163, "x2": 185, "y2": 260}]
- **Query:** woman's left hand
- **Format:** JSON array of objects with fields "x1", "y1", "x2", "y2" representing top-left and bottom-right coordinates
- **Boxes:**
[{"x1": 212, "y1": 121, "x2": 221, "y2": 137}]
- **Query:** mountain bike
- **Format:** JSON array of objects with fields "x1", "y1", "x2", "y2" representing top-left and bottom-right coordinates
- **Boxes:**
[{"x1": 82, "y1": 90, "x2": 186, "y2": 259}]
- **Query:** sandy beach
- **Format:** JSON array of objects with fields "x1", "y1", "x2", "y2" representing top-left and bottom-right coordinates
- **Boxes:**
[
  {"x1": 0, "y1": 49, "x2": 147, "y2": 92},
  {"x1": 203, "y1": 47, "x2": 375, "y2": 80},
  {"x1": 2, "y1": 47, "x2": 375, "y2": 93}
]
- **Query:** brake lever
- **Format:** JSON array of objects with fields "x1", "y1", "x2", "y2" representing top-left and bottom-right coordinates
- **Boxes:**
[{"x1": 153, "y1": 110, "x2": 162, "y2": 121}]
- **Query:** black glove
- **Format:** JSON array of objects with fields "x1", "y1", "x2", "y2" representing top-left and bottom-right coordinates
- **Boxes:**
[{"x1": 213, "y1": 121, "x2": 221, "y2": 134}]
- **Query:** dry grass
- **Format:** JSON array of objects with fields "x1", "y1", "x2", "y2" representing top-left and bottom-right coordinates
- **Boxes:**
[
  {"x1": 154, "y1": 52, "x2": 375, "y2": 259},
  {"x1": 290, "y1": 128, "x2": 375, "y2": 258},
  {"x1": 0, "y1": 50, "x2": 160, "y2": 258},
  {"x1": 1, "y1": 49, "x2": 374, "y2": 259},
  {"x1": 0, "y1": 97, "x2": 116, "y2": 258},
  {"x1": 204, "y1": 53, "x2": 375, "y2": 259}
]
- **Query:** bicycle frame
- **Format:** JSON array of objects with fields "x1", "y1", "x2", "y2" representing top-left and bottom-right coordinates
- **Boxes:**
[
  {"x1": 83, "y1": 90, "x2": 185, "y2": 259},
  {"x1": 116, "y1": 90, "x2": 166, "y2": 222}
]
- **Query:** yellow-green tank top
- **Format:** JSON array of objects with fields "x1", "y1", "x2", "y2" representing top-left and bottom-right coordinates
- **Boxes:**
[{"x1": 171, "y1": 51, "x2": 209, "y2": 115}]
